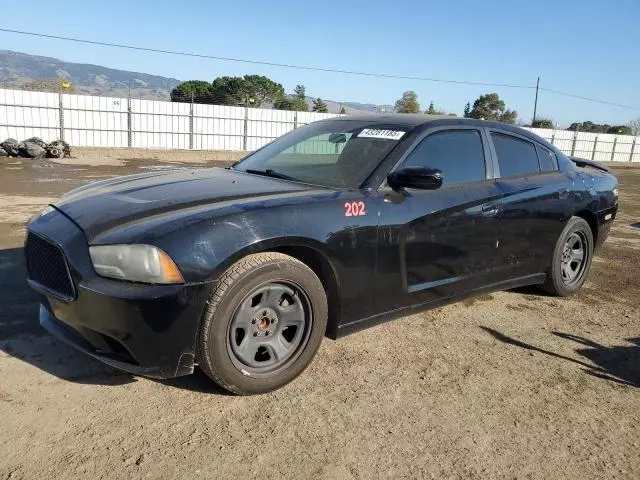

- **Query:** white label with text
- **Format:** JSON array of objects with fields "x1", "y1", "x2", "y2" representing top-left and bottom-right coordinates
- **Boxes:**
[{"x1": 357, "y1": 129, "x2": 405, "y2": 140}]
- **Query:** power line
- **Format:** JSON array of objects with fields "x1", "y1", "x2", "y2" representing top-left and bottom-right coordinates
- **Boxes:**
[
  {"x1": 1, "y1": 27, "x2": 638, "y2": 112},
  {"x1": 0, "y1": 27, "x2": 534, "y2": 89},
  {"x1": 539, "y1": 87, "x2": 640, "y2": 111}
]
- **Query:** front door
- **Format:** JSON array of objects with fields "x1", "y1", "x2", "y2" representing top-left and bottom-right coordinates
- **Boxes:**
[{"x1": 376, "y1": 127, "x2": 502, "y2": 313}]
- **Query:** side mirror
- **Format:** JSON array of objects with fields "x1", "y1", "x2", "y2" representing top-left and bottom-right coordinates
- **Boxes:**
[
  {"x1": 387, "y1": 167, "x2": 443, "y2": 191},
  {"x1": 328, "y1": 133, "x2": 347, "y2": 144}
]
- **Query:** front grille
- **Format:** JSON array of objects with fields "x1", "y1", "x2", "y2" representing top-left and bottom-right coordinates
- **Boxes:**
[{"x1": 25, "y1": 232, "x2": 75, "y2": 300}]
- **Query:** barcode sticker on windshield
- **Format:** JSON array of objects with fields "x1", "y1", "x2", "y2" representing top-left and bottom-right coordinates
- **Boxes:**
[{"x1": 358, "y1": 129, "x2": 405, "y2": 140}]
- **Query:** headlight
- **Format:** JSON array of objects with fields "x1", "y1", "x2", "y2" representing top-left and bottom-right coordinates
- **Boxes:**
[{"x1": 89, "y1": 245, "x2": 184, "y2": 284}]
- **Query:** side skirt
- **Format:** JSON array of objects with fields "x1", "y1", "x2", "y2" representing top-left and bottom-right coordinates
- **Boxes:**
[{"x1": 333, "y1": 273, "x2": 546, "y2": 339}]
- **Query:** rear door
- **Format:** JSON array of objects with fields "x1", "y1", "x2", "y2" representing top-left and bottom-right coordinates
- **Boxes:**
[
  {"x1": 376, "y1": 127, "x2": 502, "y2": 312},
  {"x1": 488, "y1": 130, "x2": 573, "y2": 275}
]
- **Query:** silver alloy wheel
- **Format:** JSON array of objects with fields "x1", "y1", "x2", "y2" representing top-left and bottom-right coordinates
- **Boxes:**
[
  {"x1": 227, "y1": 281, "x2": 311, "y2": 373},
  {"x1": 560, "y1": 231, "x2": 588, "y2": 285}
]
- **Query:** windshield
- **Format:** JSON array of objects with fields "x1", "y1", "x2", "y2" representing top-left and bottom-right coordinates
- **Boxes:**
[{"x1": 234, "y1": 120, "x2": 410, "y2": 189}]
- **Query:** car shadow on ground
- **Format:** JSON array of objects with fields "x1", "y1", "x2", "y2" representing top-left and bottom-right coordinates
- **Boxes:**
[
  {"x1": 0, "y1": 246, "x2": 229, "y2": 394},
  {"x1": 510, "y1": 285, "x2": 555, "y2": 297},
  {"x1": 481, "y1": 326, "x2": 640, "y2": 387}
]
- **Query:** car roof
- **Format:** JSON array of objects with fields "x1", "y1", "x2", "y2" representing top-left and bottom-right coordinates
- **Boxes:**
[
  {"x1": 329, "y1": 113, "x2": 451, "y2": 127},
  {"x1": 328, "y1": 113, "x2": 549, "y2": 147}
]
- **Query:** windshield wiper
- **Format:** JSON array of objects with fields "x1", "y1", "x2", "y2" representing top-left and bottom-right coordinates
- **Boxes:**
[{"x1": 244, "y1": 169, "x2": 298, "y2": 182}]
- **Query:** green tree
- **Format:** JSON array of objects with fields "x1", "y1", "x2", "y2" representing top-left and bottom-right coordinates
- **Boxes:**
[
  {"x1": 208, "y1": 75, "x2": 284, "y2": 107},
  {"x1": 467, "y1": 93, "x2": 517, "y2": 124},
  {"x1": 568, "y1": 122, "x2": 587, "y2": 132},
  {"x1": 531, "y1": 118, "x2": 554, "y2": 128},
  {"x1": 312, "y1": 97, "x2": 328, "y2": 113},
  {"x1": 425, "y1": 101, "x2": 445, "y2": 115},
  {"x1": 208, "y1": 76, "x2": 245, "y2": 105},
  {"x1": 463, "y1": 102, "x2": 471, "y2": 118},
  {"x1": 170, "y1": 80, "x2": 213, "y2": 103},
  {"x1": 273, "y1": 85, "x2": 308, "y2": 112},
  {"x1": 294, "y1": 85, "x2": 306, "y2": 100},
  {"x1": 566, "y1": 121, "x2": 624, "y2": 134},
  {"x1": 339, "y1": 106, "x2": 347, "y2": 114},
  {"x1": 394, "y1": 91, "x2": 420, "y2": 113},
  {"x1": 607, "y1": 125, "x2": 632, "y2": 135},
  {"x1": 273, "y1": 96, "x2": 295, "y2": 110},
  {"x1": 291, "y1": 85, "x2": 308, "y2": 111},
  {"x1": 242, "y1": 75, "x2": 285, "y2": 107}
]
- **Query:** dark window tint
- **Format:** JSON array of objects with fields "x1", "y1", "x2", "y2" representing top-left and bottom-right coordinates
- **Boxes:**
[
  {"x1": 491, "y1": 133, "x2": 541, "y2": 177},
  {"x1": 402, "y1": 130, "x2": 486, "y2": 185},
  {"x1": 536, "y1": 144, "x2": 559, "y2": 172}
]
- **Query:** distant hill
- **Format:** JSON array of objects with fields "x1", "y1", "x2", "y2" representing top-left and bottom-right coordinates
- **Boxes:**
[
  {"x1": 0, "y1": 50, "x2": 386, "y2": 111},
  {"x1": 0, "y1": 50, "x2": 181, "y2": 100}
]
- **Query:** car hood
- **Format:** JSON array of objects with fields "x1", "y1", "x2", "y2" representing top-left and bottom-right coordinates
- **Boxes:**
[{"x1": 54, "y1": 167, "x2": 316, "y2": 242}]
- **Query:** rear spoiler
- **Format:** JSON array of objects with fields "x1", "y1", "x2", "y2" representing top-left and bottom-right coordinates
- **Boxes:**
[{"x1": 570, "y1": 157, "x2": 611, "y2": 173}]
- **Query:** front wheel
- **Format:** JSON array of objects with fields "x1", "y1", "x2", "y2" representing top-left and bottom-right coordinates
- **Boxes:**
[
  {"x1": 196, "y1": 252, "x2": 327, "y2": 395},
  {"x1": 542, "y1": 216, "x2": 594, "y2": 296}
]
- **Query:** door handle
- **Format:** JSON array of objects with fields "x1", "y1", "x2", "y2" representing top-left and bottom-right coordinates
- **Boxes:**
[{"x1": 481, "y1": 202, "x2": 500, "y2": 217}]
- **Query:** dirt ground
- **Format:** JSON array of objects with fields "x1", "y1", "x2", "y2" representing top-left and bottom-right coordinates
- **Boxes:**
[{"x1": 0, "y1": 150, "x2": 638, "y2": 480}]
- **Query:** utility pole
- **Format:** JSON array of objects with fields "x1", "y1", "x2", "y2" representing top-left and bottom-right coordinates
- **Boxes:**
[{"x1": 532, "y1": 76, "x2": 539, "y2": 125}]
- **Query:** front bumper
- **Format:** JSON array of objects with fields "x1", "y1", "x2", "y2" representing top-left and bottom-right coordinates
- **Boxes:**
[
  {"x1": 39, "y1": 305, "x2": 191, "y2": 378},
  {"x1": 27, "y1": 209, "x2": 213, "y2": 379},
  {"x1": 595, "y1": 205, "x2": 617, "y2": 250}
]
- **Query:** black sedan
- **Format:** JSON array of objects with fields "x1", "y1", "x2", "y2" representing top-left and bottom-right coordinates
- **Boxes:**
[{"x1": 25, "y1": 115, "x2": 618, "y2": 394}]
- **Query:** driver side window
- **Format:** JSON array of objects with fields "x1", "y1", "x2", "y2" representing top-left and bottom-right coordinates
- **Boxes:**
[{"x1": 402, "y1": 129, "x2": 487, "y2": 185}]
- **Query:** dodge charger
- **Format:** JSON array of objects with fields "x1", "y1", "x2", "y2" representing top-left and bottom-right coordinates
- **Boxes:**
[{"x1": 25, "y1": 115, "x2": 618, "y2": 394}]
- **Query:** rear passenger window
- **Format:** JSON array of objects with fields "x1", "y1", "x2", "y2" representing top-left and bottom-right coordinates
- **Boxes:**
[
  {"x1": 491, "y1": 133, "x2": 541, "y2": 177},
  {"x1": 536, "y1": 145, "x2": 559, "y2": 172},
  {"x1": 402, "y1": 129, "x2": 486, "y2": 185}
]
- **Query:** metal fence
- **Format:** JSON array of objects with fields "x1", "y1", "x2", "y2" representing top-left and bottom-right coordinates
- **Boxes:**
[
  {"x1": 0, "y1": 88, "x2": 339, "y2": 152},
  {"x1": 0, "y1": 87, "x2": 638, "y2": 162},
  {"x1": 526, "y1": 127, "x2": 638, "y2": 163}
]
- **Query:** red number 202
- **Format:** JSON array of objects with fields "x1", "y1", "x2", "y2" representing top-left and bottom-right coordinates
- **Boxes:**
[{"x1": 344, "y1": 201, "x2": 366, "y2": 217}]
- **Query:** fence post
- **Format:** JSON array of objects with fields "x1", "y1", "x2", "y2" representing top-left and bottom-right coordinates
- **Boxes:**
[
  {"x1": 630, "y1": 138, "x2": 637, "y2": 162},
  {"x1": 293, "y1": 112, "x2": 298, "y2": 153},
  {"x1": 127, "y1": 88, "x2": 132, "y2": 148},
  {"x1": 242, "y1": 106, "x2": 249, "y2": 151},
  {"x1": 58, "y1": 88, "x2": 65, "y2": 141},
  {"x1": 610, "y1": 137, "x2": 617, "y2": 162},
  {"x1": 550, "y1": 132, "x2": 555, "y2": 146},
  {"x1": 570, "y1": 131, "x2": 578, "y2": 157},
  {"x1": 591, "y1": 136, "x2": 598, "y2": 161},
  {"x1": 189, "y1": 91, "x2": 194, "y2": 150}
]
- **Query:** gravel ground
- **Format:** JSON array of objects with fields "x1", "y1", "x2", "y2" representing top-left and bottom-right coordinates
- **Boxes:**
[{"x1": 0, "y1": 151, "x2": 638, "y2": 480}]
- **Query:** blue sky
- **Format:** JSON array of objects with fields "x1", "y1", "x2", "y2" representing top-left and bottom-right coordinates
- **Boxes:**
[{"x1": 1, "y1": 0, "x2": 639, "y2": 126}]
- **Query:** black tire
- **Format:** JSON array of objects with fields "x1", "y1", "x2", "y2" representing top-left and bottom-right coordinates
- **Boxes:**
[
  {"x1": 196, "y1": 252, "x2": 327, "y2": 395},
  {"x1": 542, "y1": 216, "x2": 594, "y2": 296}
]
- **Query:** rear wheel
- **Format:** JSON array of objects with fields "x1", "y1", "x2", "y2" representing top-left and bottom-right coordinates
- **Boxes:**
[
  {"x1": 542, "y1": 216, "x2": 594, "y2": 296},
  {"x1": 196, "y1": 252, "x2": 327, "y2": 395}
]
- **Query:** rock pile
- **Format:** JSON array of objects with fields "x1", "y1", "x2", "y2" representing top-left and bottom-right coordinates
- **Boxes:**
[{"x1": 0, "y1": 137, "x2": 72, "y2": 159}]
